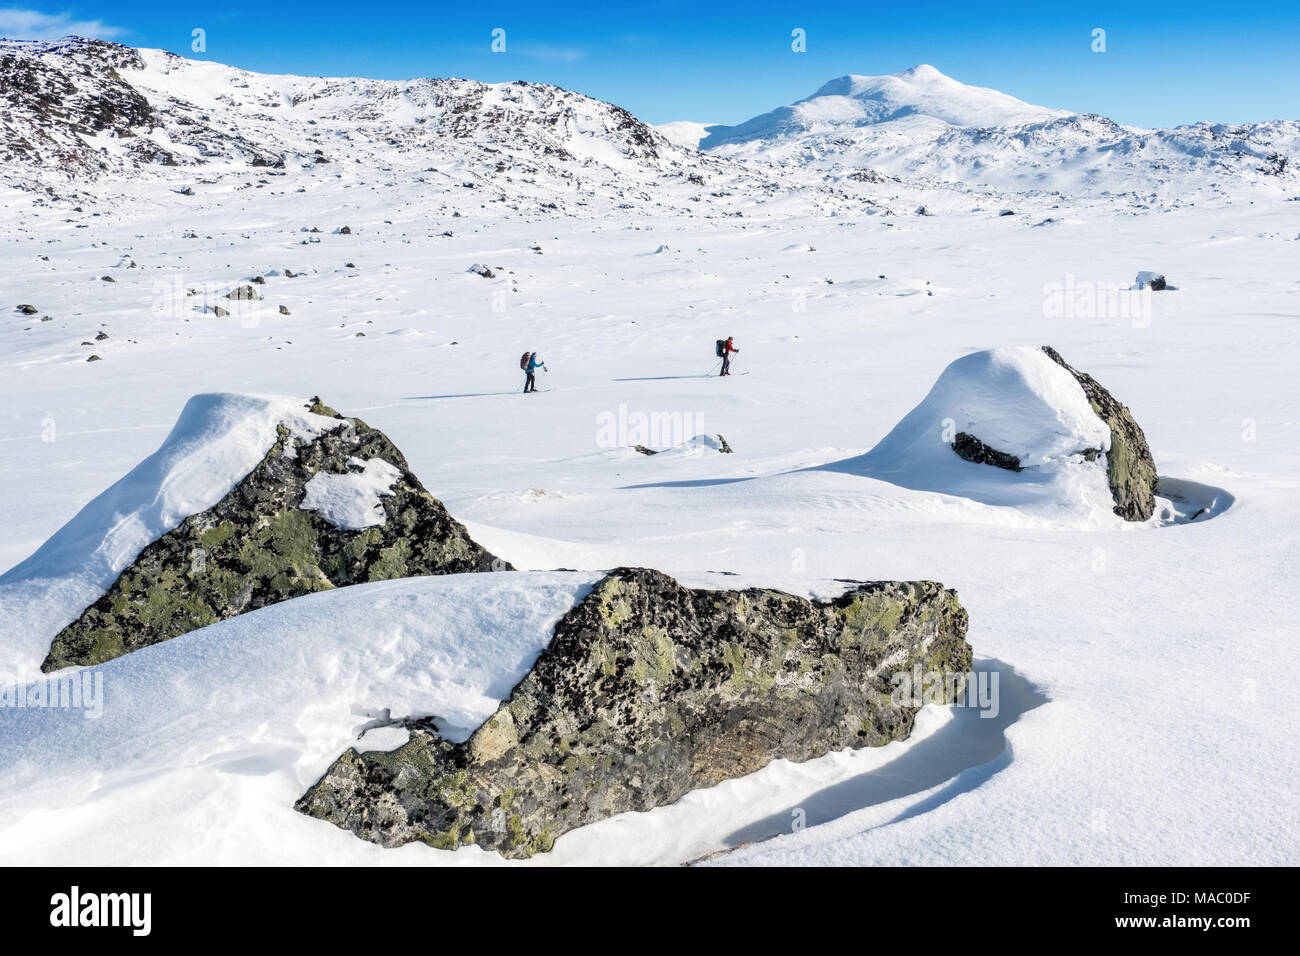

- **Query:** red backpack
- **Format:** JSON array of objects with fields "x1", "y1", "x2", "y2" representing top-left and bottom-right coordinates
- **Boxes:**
[{"x1": 520, "y1": 351, "x2": 532, "y2": 370}]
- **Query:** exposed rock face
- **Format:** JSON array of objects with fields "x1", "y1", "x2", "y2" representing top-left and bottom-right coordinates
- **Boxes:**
[
  {"x1": 0, "y1": 39, "x2": 284, "y2": 180},
  {"x1": 0, "y1": 39, "x2": 155, "y2": 176},
  {"x1": 953, "y1": 431, "x2": 1021, "y2": 471},
  {"x1": 1042, "y1": 346, "x2": 1159, "y2": 521},
  {"x1": 41, "y1": 399, "x2": 507, "y2": 670},
  {"x1": 296, "y1": 567, "x2": 971, "y2": 858}
]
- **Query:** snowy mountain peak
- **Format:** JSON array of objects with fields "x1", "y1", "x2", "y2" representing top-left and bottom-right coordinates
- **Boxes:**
[
  {"x1": 899, "y1": 63, "x2": 942, "y2": 79},
  {"x1": 704, "y1": 66, "x2": 1066, "y2": 149},
  {"x1": 810, "y1": 63, "x2": 955, "y2": 99}
]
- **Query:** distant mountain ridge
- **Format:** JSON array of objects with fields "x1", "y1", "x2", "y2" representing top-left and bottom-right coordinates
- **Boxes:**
[
  {"x1": 2, "y1": 39, "x2": 1294, "y2": 208},
  {"x1": 689, "y1": 65, "x2": 1298, "y2": 199},
  {"x1": 0, "y1": 36, "x2": 748, "y2": 211}
]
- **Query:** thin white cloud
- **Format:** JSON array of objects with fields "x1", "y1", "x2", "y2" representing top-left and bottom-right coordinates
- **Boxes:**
[
  {"x1": 0, "y1": 7, "x2": 125, "y2": 41},
  {"x1": 513, "y1": 44, "x2": 586, "y2": 65}
]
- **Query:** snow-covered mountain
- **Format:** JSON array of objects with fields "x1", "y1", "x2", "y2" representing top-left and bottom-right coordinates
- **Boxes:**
[
  {"x1": 695, "y1": 64, "x2": 1298, "y2": 201},
  {"x1": 0, "y1": 37, "x2": 770, "y2": 214},
  {"x1": 8, "y1": 39, "x2": 1295, "y2": 216},
  {"x1": 705, "y1": 65, "x2": 1067, "y2": 143}
]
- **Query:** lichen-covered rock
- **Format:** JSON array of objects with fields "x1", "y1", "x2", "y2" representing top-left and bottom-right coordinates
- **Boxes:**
[
  {"x1": 1042, "y1": 346, "x2": 1158, "y2": 521},
  {"x1": 295, "y1": 567, "x2": 971, "y2": 858},
  {"x1": 41, "y1": 399, "x2": 507, "y2": 670}
]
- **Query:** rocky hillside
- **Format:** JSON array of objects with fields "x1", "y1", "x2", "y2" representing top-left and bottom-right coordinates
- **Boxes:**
[{"x1": 0, "y1": 37, "x2": 758, "y2": 210}]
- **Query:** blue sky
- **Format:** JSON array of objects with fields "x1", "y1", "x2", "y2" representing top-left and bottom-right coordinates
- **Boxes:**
[{"x1": 2, "y1": 1, "x2": 1297, "y2": 127}]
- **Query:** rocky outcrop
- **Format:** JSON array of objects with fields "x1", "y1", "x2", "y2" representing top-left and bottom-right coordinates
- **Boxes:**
[
  {"x1": 1041, "y1": 346, "x2": 1159, "y2": 521},
  {"x1": 41, "y1": 398, "x2": 507, "y2": 670},
  {"x1": 296, "y1": 567, "x2": 971, "y2": 858}
]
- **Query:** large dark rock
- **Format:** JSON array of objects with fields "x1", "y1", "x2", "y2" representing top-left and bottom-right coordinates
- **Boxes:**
[
  {"x1": 1042, "y1": 346, "x2": 1159, "y2": 521},
  {"x1": 953, "y1": 431, "x2": 1022, "y2": 471},
  {"x1": 41, "y1": 399, "x2": 507, "y2": 670},
  {"x1": 296, "y1": 567, "x2": 971, "y2": 858}
]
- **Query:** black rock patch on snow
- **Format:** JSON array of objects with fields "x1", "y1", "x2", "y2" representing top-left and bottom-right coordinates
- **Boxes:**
[{"x1": 952, "y1": 431, "x2": 1021, "y2": 471}]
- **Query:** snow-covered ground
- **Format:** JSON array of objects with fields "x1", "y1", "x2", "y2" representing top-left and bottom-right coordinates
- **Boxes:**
[{"x1": 1, "y1": 42, "x2": 1297, "y2": 866}]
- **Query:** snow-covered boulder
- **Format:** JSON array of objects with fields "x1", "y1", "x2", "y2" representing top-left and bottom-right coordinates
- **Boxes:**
[
  {"x1": 2, "y1": 395, "x2": 506, "y2": 673},
  {"x1": 632, "y1": 433, "x2": 733, "y2": 456},
  {"x1": 297, "y1": 567, "x2": 972, "y2": 858},
  {"x1": 1135, "y1": 270, "x2": 1167, "y2": 290},
  {"x1": 857, "y1": 346, "x2": 1157, "y2": 521}
]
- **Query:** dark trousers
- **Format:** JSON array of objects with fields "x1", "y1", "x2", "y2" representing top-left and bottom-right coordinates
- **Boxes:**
[
  {"x1": 720, "y1": 353, "x2": 731, "y2": 376},
  {"x1": 524, "y1": 371, "x2": 536, "y2": 392}
]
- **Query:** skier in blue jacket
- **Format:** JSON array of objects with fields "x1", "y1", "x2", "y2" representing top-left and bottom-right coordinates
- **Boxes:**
[{"x1": 523, "y1": 352, "x2": 545, "y2": 393}]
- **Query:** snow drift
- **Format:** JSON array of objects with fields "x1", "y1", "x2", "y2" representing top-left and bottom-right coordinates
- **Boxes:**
[{"x1": 0, "y1": 572, "x2": 599, "y2": 865}]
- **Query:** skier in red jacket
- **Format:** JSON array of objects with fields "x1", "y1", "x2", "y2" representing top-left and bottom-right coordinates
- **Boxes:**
[{"x1": 720, "y1": 336, "x2": 739, "y2": 376}]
